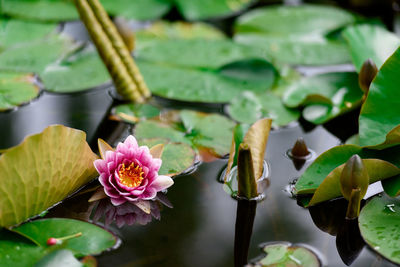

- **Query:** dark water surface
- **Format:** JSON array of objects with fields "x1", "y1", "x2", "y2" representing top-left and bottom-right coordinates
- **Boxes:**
[{"x1": 96, "y1": 122, "x2": 397, "y2": 267}]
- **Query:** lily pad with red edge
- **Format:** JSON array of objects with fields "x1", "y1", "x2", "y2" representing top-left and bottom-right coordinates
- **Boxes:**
[
  {"x1": 11, "y1": 218, "x2": 117, "y2": 257},
  {"x1": 0, "y1": 71, "x2": 40, "y2": 111},
  {"x1": 138, "y1": 138, "x2": 197, "y2": 177},
  {"x1": 359, "y1": 194, "x2": 400, "y2": 265},
  {"x1": 0, "y1": 125, "x2": 98, "y2": 227}
]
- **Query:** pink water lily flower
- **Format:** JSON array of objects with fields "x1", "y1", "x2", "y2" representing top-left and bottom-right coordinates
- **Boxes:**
[{"x1": 94, "y1": 135, "x2": 174, "y2": 206}]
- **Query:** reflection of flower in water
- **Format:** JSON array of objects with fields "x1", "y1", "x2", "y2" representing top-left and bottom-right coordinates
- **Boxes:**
[{"x1": 93, "y1": 193, "x2": 173, "y2": 227}]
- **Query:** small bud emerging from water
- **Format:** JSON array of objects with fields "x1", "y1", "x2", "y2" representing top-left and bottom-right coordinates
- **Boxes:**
[
  {"x1": 46, "y1": 232, "x2": 82, "y2": 246},
  {"x1": 46, "y1": 237, "x2": 58, "y2": 246},
  {"x1": 340, "y1": 155, "x2": 369, "y2": 219},
  {"x1": 291, "y1": 138, "x2": 310, "y2": 158},
  {"x1": 359, "y1": 58, "x2": 378, "y2": 94}
]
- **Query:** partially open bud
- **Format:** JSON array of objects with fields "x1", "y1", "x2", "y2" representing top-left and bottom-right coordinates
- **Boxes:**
[
  {"x1": 359, "y1": 58, "x2": 378, "y2": 94},
  {"x1": 340, "y1": 155, "x2": 369, "y2": 219}
]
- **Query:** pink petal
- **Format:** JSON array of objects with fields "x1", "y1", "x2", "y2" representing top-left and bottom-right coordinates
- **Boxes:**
[
  {"x1": 151, "y1": 175, "x2": 174, "y2": 192},
  {"x1": 110, "y1": 197, "x2": 127, "y2": 206}
]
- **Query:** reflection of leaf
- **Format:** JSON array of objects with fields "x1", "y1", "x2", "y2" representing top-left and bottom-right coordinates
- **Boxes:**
[
  {"x1": 227, "y1": 91, "x2": 300, "y2": 127},
  {"x1": 343, "y1": 24, "x2": 400, "y2": 71},
  {"x1": 113, "y1": 103, "x2": 161, "y2": 124},
  {"x1": 135, "y1": 110, "x2": 235, "y2": 158},
  {"x1": 139, "y1": 138, "x2": 196, "y2": 176},
  {"x1": 234, "y1": 5, "x2": 355, "y2": 65},
  {"x1": 359, "y1": 47, "x2": 400, "y2": 148},
  {"x1": 100, "y1": 0, "x2": 171, "y2": 21},
  {"x1": 308, "y1": 159, "x2": 400, "y2": 206},
  {"x1": 1, "y1": 0, "x2": 79, "y2": 22},
  {"x1": 12, "y1": 218, "x2": 116, "y2": 257},
  {"x1": 0, "y1": 125, "x2": 98, "y2": 227},
  {"x1": 0, "y1": 18, "x2": 57, "y2": 50},
  {"x1": 0, "y1": 37, "x2": 74, "y2": 73},
  {"x1": 41, "y1": 49, "x2": 110, "y2": 93},
  {"x1": 0, "y1": 72, "x2": 40, "y2": 111},
  {"x1": 174, "y1": 0, "x2": 252, "y2": 20},
  {"x1": 359, "y1": 195, "x2": 400, "y2": 265},
  {"x1": 283, "y1": 72, "x2": 363, "y2": 124}
]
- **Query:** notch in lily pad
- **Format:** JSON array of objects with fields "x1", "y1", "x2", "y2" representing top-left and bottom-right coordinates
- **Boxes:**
[{"x1": 224, "y1": 118, "x2": 272, "y2": 199}]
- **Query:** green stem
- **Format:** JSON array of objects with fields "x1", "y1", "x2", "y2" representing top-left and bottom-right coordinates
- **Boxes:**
[
  {"x1": 346, "y1": 188, "x2": 361, "y2": 219},
  {"x1": 57, "y1": 232, "x2": 82, "y2": 241},
  {"x1": 237, "y1": 144, "x2": 258, "y2": 199}
]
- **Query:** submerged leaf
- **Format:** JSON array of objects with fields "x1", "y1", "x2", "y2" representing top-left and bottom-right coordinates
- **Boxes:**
[
  {"x1": 343, "y1": 24, "x2": 400, "y2": 71},
  {"x1": 0, "y1": 125, "x2": 98, "y2": 227},
  {"x1": 0, "y1": 72, "x2": 40, "y2": 111},
  {"x1": 359, "y1": 195, "x2": 400, "y2": 264}
]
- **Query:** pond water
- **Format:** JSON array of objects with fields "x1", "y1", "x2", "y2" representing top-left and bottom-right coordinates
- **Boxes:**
[{"x1": 87, "y1": 118, "x2": 396, "y2": 267}]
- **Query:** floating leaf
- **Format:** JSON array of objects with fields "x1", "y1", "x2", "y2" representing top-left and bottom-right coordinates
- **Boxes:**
[
  {"x1": 359, "y1": 195, "x2": 400, "y2": 264},
  {"x1": 1, "y1": 0, "x2": 79, "y2": 22},
  {"x1": 100, "y1": 0, "x2": 171, "y2": 21},
  {"x1": 227, "y1": 91, "x2": 300, "y2": 127},
  {"x1": 359, "y1": 47, "x2": 400, "y2": 148},
  {"x1": 0, "y1": 72, "x2": 40, "y2": 111},
  {"x1": 139, "y1": 138, "x2": 196, "y2": 176},
  {"x1": 283, "y1": 72, "x2": 363, "y2": 124},
  {"x1": 0, "y1": 18, "x2": 57, "y2": 50},
  {"x1": 112, "y1": 103, "x2": 161, "y2": 124},
  {"x1": 135, "y1": 110, "x2": 235, "y2": 158},
  {"x1": 0, "y1": 125, "x2": 98, "y2": 227},
  {"x1": 381, "y1": 175, "x2": 400, "y2": 197},
  {"x1": 249, "y1": 242, "x2": 320, "y2": 267},
  {"x1": 308, "y1": 159, "x2": 400, "y2": 206},
  {"x1": 343, "y1": 24, "x2": 400, "y2": 71},
  {"x1": 234, "y1": 4, "x2": 355, "y2": 65},
  {"x1": 174, "y1": 0, "x2": 252, "y2": 20},
  {"x1": 0, "y1": 37, "x2": 74, "y2": 73},
  {"x1": 12, "y1": 218, "x2": 116, "y2": 257},
  {"x1": 41, "y1": 49, "x2": 110, "y2": 93},
  {"x1": 33, "y1": 250, "x2": 82, "y2": 267}
]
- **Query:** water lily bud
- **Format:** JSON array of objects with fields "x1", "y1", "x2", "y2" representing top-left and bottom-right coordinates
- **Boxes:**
[
  {"x1": 340, "y1": 155, "x2": 369, "y2": 219},
  {"x1": 291, "y1": 138, "x2": 310, "y2": 158},
  {"x1": 237, "y1": 144, "x2": 258, "y2": 199},
  {"x1": 46, "y1": 237, "x2": 58, "y2": 246},
  {"x1": 359, "y1": 58, "x2": 378, "y2": 94}
]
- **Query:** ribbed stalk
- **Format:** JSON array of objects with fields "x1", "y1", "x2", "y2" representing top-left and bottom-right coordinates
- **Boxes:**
[{"x1": 74, "y1": 0, "x2": 149, "y2": 102}]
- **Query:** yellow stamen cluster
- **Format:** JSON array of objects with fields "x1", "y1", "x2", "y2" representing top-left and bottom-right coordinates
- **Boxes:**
[{"x1": 118, "y1": 162, "x2": 144, "y2": 188}]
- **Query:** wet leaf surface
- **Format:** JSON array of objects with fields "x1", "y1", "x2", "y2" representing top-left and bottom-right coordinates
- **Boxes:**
[
  {"x1": 0, "y1": 72, "x2": 40, "y2": 111},
  {"x1": 343, "y1": 24, "x2": 400, "y2": 71},
  {"x1": 234, "y1": 4, "x2": 355, "y2": 65},
  {"x1": 41, "y1": 49, "x2": 110, "y2": 93},
  {"x1": 359, "y1": 47, "x2": 400, "y2": 148},
  {"x1": 227, "y1": 91, "x2": 300, "y2": 127},
  {"x1": 139, "y1": 138, "x2": 196, "y2": 176},
  {"x1": 283, "y1": 72, "x2": 363, "y2": 124},
  {"x1": 33, "y1": 249, "x2": 82, "y2": 267},
  {"x1": 359, "y1": 194, "x2": 400, "y2": 265},
  {"x1": 12, "y1": 218, "x2": 116, "y2": 257},
  {"x1": 0, "y1": 125, "x2": 98, "y2": 227},
  {"x1": 135, "y1": 110, "x2": 235, "y2": 158},
  {"x1": 113, "y1": 103, "x2": 161, "y2": 123},
  {"x1": 0, "y1": 18, "x2": 57, "y2": 50}
]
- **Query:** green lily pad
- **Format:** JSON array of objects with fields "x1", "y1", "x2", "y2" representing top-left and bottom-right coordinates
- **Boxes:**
[
  {"x1": 100, "y1": 0, "x2": 171, "y2": 21},
  {"x1": 174, "y1": 0, "x2": 252, "y2": 20},
  {"x1": 359, "y1": 194, "x2": 400, "y2": 264},
  {"x1": 40, "y1": 49, "x2": 110, "y2": 93},
  {"x1": 12, "y1": 218, "x2": 116, "y2": 257},
  {"x1": 135, "y1": 110, "x2": 235, "y2": 158},
  {"x1": 113, "y1": 103, "x2": 161, "y2": 123},
  {"x1": 1, "y1": 0, "x2": 79, "y2": 22},
  {"x1": 0, "y1": 18, "x2": 57, "y2": 50},
  {"x1": 0, "y1": 72, "x2": 40, "y2": 111},
  {"x1": 250, "y1": 242, "x2": 320, "y2": 267},
  {"x1": 227, "y1": 91, "x2": 300, "y2": 127},
  {"x1": 308, "y1": 159, "x2": 400, "y2": 206},
  {"x1": 139, "y1": 138, "x2": 196, "y2": 176},
  {"x1": 343, "y1": 24, "x2": 400, "y2": 71},
  {"x1": 234, "y1": 4, "x2": 356, "y2": 65},
  {"x1": 359, "y1": 47, "x2": 400, "y2": 148},
  {"x1": 34, "y1": 250, "x2": 82, "y2": 267},
  {"x1": 138, "y1": 60, "x2": 274, "y2": 103},
  {"x1": 136, "y1": 39, "x2": 267, "y2": 69},
  {"x1": 0, "y1": 37, "x2": 74, "y2": 73},
  {"x1": 382, "y1": 175, "x2": 400, "y2": 197},
  {"x1": 283, "y1": 72, "x2": 363, "y2": 124},
  {"x1": 0, "y1": 125, "x2": 98, "y2": 227}
]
